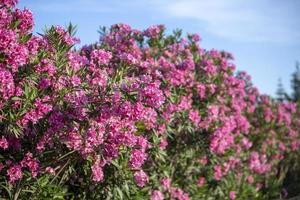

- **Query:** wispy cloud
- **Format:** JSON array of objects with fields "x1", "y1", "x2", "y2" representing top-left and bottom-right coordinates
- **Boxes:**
[
  {"x1": 156, "y1": 0, "x2": 300, "y2": 44},
  {"x1": 21, "y1": 0, "x2": 300, "y2": 44}
]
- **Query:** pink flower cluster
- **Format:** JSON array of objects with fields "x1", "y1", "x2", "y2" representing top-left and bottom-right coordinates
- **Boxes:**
[
  {"x1": 6, "y1": 152, "x2": 39, "y2": 183},
  {"x1": 249, "y1": 152, "x2": 271, "y2": 174},
  {"x1": 134, "y1": 170, "x2": 149, "y2": 187}
]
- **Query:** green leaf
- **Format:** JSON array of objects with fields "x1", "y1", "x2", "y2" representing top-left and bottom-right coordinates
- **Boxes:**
[
  {"x1": 10, "y1": 19, "x2": 21, "y2": 29},
  {"x1": 20, "y1": 33, "x2": 33, "y2": 43},
  {"x1": 116, "y1": 187, "x2": 124, "y2": 199}
]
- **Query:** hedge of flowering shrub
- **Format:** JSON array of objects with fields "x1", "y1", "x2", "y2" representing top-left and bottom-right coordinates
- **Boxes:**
[{"x1": 1, "y1": 1, "x2": 300, "y2": 199}]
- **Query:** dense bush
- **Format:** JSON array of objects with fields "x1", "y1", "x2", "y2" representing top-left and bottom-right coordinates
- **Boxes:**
[{"x1": 1, "y1": 1, "x2": 300, "y2": 199}]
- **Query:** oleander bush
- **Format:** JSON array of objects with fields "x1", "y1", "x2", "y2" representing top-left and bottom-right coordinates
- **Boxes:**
[{"x1": 0, "y1": 1, "x2": 300, "y2": 199}]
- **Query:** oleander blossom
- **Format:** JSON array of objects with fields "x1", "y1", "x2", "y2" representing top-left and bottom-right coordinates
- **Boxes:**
[
  {"x1": 20, "y1": 152, "x2": 39, "y2": 177},
  {"x1": 197, "y1": 177, "x2": 205, "y2": 187},
  {"x1": 249, "y1": 152, "x2": 271, "y2": 174},
  {"x1": 0, "y1": 136, "x2": 8, "y2": 149},
  {"x1": 138, "y1": 79, "x2": 165, "y2": 108},
  {"x1": 160, "y1": 177, "x2": 171, "y2": 191},
  {"x1": 91, "y1": 159, "x2": 104, "y2": 182},
  {"x1": 129, "y1": 149, "x2": 147, "y2": 169},
  {"x1": 134, "y1": 170, "x2": 149, "y2": 187},
  {"x1": 151, "y1": 190, "x2": 164, "y2": 200},
  {"x1": 0, "y1": 0, "x2": 18, "y2": 8},
  {"x1": 7, "y1": 164, "x2": 22, "y2": 184},
  {"x1": 170, "y1": 187, "x2": 190, "y2": 200},
  {"x1": 143, "y1": 25, "x2": 164, "y2": 38},
  {"x1": 55, "y1": 25, "x2": 80, "y2": 45},
  {"x1": 0, "y1": 68, "x2": 15, "y2": 101},
  {"x1": 229, "y1": 191, "x2": 236, "y2": 200},
  {"x1": 45, "y1": 167, "x2": 55, "y2": 175},
  {"x1": 14, "y1": 8, "x2": 34, "y2": 33},
  {"x1": 90, "y1": 49, "x2": 112, "y2": 66}
]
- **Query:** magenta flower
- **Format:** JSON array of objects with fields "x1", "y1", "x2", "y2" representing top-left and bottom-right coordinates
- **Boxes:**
[
  {"x1": 197, "y1": 177, "x2": 205, "y2": 187},
  {"x1": 0, "y1": 136, "x2": 8, "y2": 150},
  {"x1": 134, "y1": 170, "x2": 149, "y2": 187},
  {"x1": 91, "y1": 49, "x2": 112, "y2": 66},
  {"x1": 129, "y1": 149, "x2": 147, "y2": 169},
  {"x1": 150, "y1": 190, "x2": 164, "y2": 200},
  {"x1": 7, "y1": 164, "x2": 22, "y2": 184},
  {"x1": 160, "y1": 177, "x2": 171, "y2": 191},
  {"x1": 229, "y1": 191, "x2": 236, "y2": 200},
  {"x1": 91, "y1": 159, "x2": 104, "y2": 182}
]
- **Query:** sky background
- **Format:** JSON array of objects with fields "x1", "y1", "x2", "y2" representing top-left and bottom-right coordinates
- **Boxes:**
[{"x1": 17, "y1": 0, "x2": 300, "y2": 96}]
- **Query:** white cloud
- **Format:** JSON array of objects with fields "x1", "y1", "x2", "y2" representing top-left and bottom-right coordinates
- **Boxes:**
[
  {"x1": 157, "y1": 0, "x2": 300, "y2": 43},
  {"x1": 23, "y1": 0, "x2": 300, "y2": 44}
]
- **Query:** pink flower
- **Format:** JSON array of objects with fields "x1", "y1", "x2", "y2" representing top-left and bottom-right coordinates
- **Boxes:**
[
  {"x1": 241, "y1": 138, "x2": 252, "y2": 149},
  {"x1": 103, "y1": 143, "x2": 119, "y2": 159},
  {"x1": 208, "y1": 105, "x2": 219, "y2": 119},
  {"x1": 90, "y1": 49, "x2": 112, "y2": 66},
  {"x1": 134, "y1": 170, "x2": 149, "y2": 187},
  {"x1": 129, "y1": 149, "x2": 147, "y2": 169},
  {"x1": 159, "y1": 138, "x2": 168, "y2": 150},
  {"x1": 170, "y1": 187, "x2": 190, "y2": 200},
  {"x1": 35, "y1": 59, "x2": 56, "y2": 76},
  {"x1": 247, "y1": 175, "x2": 254, "y2": 184},
  {"x1": 55, "y1": 25, "x2": 80, "y2": 45},
  {"x1": 143, "y1": 25, "x2": 164, "y2": 38},
  {"x1": 190, "y1": 33, "x2": 201, "y2": 42},
  {"x1": 210, "y1": 129, "x2": 234, "y2": 155},
  {"x1": 203, "y1": 60, "x2": 217, "y2": 75},
  {"x1": 63, "y1": 130, "x2": 82, "y2": 151},
  {"x1": 197, "y1": 177, "x2": 205, "y2": 187},
  {"x1": 0, "y1": 136, "x2": 8, "y2": 150},
  {"x1": 136, "y1": 136, "x2": 148, "y2": 151},
  {"x1": 213, "y1": 165, "x2": 223, "y2": 181},
  {"x1": 70, "y1": 75, "x2": 81, "y2": 86},
  {"x1": 1, "y1": 0, "x2": 18, "y2": 8},
  {"x1": 45, "y1": 167, "x2": 55, "y2": 175},
  {"x1": 119, "y1": 52, "x2": 138, "y2": 65},
  {"x1": 67, "y1": 52, "x2": 88, "y2": 71},
  {"x1": 21, "y1": 152, "x2": 39, "y2": 177},
  {"x1": 39, "y1": 77, "x2": 51, "y2": 89},
  {"x1": 0, "y1": 68, "x2": 15, "y2": 100},
  {"x1": 229, "y1": 191, "x2": 236, "y2": 200},
  {"x1": 138, "y1": 80, "x2": 165, "y2": 109},
  {"x1": 196, "y1": 84, "x2": 206, "y2": 99},
  {"x1": 249, "y1": 152, "x2": 271, "y2": 174},
  {"x1": 160, "y1": 177, "x2": 171, "y2": 191},
  {"x1": 91, "y1": 159, "x2": 104, "y2": 182},
  {"x1": 151, "y1": 190, "x2": 164, "y2": 200},
  {"x1": 7, "y1": 164, "x2": 22, "y2": 184},
  {"x1": 189, "y1": 110, "x2": 201, "y2": 126},
  {"x1": 14, "y1": 8, "x2": 33, "y2": 33}
]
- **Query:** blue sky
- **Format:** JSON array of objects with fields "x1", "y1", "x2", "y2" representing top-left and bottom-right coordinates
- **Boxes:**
[{"x1": 17, "y1": 0, "x2": 300, "y2": 96}]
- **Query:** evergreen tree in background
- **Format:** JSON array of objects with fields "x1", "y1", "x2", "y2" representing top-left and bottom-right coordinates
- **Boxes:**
[
  {"x1": 276, "y1": 61, "x2": 300, "y2": 103},
  {"x1": 276, "y1": 78, "x2": 286, "y2": 102},
  {"x1": 290, "y1": 61, "x2": 300, "y2": 102}
]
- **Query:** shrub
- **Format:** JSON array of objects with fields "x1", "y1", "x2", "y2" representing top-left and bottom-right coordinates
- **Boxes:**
[{"x1": 0, "y1": 1, "x2": 299, "y2": 199}]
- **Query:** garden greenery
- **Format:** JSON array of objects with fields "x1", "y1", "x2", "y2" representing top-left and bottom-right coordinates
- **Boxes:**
[{"x1": 0, "y1": 1, "x2": 300, "y2": 199}]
